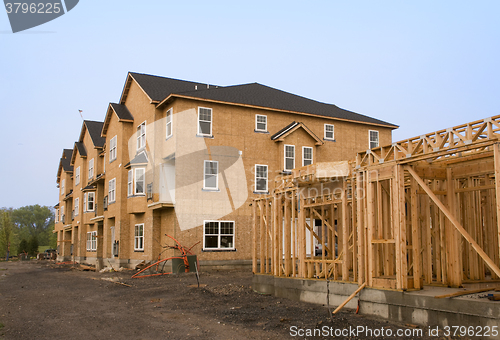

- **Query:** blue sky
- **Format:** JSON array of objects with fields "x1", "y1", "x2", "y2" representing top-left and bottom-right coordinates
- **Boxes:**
[{"x1": 1, "y1": 1, "x2": 499, "y2": 208}]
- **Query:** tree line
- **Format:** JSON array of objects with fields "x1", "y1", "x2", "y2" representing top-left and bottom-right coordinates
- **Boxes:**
[{"x1": 0, "y1": 205, "x2": 56, "y2": 259}]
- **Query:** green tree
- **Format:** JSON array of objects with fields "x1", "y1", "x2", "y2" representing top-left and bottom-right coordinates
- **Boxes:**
[
  {"x1": 28, "y1": 235, "x2": 39, "y2": 256},
  {"x1": 12, "y1": 205, "x2": 55, "y2": 247},
  {"x1": 18, "y1": 239, "x2": 28, "y2": 254},
  {"x1": 0, "y1": 212, "x2": 13, "y2": 260}
]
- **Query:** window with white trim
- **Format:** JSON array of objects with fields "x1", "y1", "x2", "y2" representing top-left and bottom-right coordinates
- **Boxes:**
[
  {"x1": 203, "y1": 220, "x2": 235, "y2": 250},
  {"x1": 203, "y1": 160, "x2": 218, "y2": 190},
  {"x1": 109, "y1": 135, "x2": 117, "y2": 162},
  {"x1": 135, "y1": 168, "x2": 145, "y2": 195},
  {"x1": 134, "y1": 224, "x2": 144, "y2": 251},
  {"x1": 86, "y1": 232, "x2": 91, "y2": 251},
  {"x1": 284, "y1": 145, "x2": 295, "y2": 171},
  {"x1": 166, "y1": 109, "x2": 172, "y2": 139},
  {"x1": 55, "y1": 209, "x2": 59, "y2": 223},
  {"x1": 83, "y1": 193, "x2": 87, "y2": 213},
  {"x1": 324, "y1": 124, "x2": 334, "y2": 140},
  {"x1": 87, "y1": 192, "x2": 95, "y2": 211},
  {"x1": 137, "y1": 122, "x2": 146, "y2": 151},
  {"x1": 74, "y1": 197, "x2": 79, "y2": 216},
  {"x1": 61, "y1": 179, "x2": 65, "y2": 196},
  {"x1": 369, "y1": 130, "x2": 379, "y2": 149},
  {"x1": 303, "y1": 147, "x2": 313, "y2": 166},
  {"x1": 198, "y1": 107, "x2": 212, "y2": 136},
  {"x1": 255, "y1": 114, "x2": 267, "y2": 132},
  {"x1": 88, "y1": 158, "x2": 94, "y2": 179},
  {"x1": 127, "y1": 170, "x2": 133, "y2": 196},
  {"x1": 109, "y1": 178, "x2": 116, "y2": 203},
  {"x1": 86, "y1": 231, "x2": 97, "y2": 251},
  {"x1": 75, "y1": 166, "x2": 80, "y2": 186},
  {"x1": 255, "y1": 164, "x2": 268, "y2": 192}
]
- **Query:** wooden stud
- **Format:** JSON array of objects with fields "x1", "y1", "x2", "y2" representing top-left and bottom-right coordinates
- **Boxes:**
[
  {"x1": 410, "y1": 175, "x2": 421, "y2": 289},
  {"x1": 342, "y1": 178, "x2": 349, "y2": 281}
]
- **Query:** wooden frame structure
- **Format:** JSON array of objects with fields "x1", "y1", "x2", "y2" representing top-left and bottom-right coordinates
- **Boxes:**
[{"x1": 252, "y1": 116, "x2": 500, "y2": 289}]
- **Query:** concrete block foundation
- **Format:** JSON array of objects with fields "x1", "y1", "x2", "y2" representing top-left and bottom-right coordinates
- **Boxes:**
[{"x1": 253, "y1": 274, "x2": 500, "y2": 338}]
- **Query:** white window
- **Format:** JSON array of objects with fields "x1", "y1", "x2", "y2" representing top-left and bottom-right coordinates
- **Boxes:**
[
  {"x1": 134, "y1": 224, "x2": 144, "y2": 251},
  {"x1": 127, "y1": 170, "x2": 133, "y2": 196},
  {"x1": 137, "y1": 122, "x2": 146, "y2": 151},
  {"x1": 255, "y1": 114, "x2": 267, "y2": 132},
  {"x1": 198, "y1": 107, "x2": 212, "y2": 136},
  {"x1": 303, "y1": 147, "x2": 313, "y2": 166},
  {"x1": 61, "y1": 206, "x2": 64, "y2": 223},
  {"x1": 75, "y1": 166, "x2": 80, "y2": 186},
  {"x1": 135, "y1": 168, "x2": 145, "y2": 195},
  {"x1": 109, "y1": 178, "x2": 116, "y2": 203},
  {"x1": 87, "y1": 231, "x2": 97, "y2": 251},
  {"x1": 86, "y1": 232, "x2": 91, "y2": 251},
  {"x1": 109, "y1": 135, "x2": 117, "y2": 162},
  {"x1": 166, "y1": 109, "x2": 172, "y2": 139},
  {"x1": 203, "y1": 160, "x2": 218, "y2": 190},
  {"x1": 284, "y1": 145, "x2": 295, "y2": 171},
  {"x1": 55, "y1": 209, "x2": 59, "y2": 223},
  {"x1": 255, "y1": 164, "x2": 268, "y2": 192},
  {"x1": 87, "y1": 192, "x2": 95, "y2": 212},
  {"x1": 324, "y1": 124, "x2": 334, "y2": 140},
  {"x1": 369, "y1": 130, "x2": 379, "y2": 149},
  {"x1": 203, "y1": 220, "x2": 235, "y2": 250},
  {"x1": 61, "y1": 179, "x2": 65, "y2": 196},
  {"x1": 74, "y1": 198, "x2": 79, "y2": 216},
  {"x1": 83, "y1": 193, "x2": 87, "y2": 213},
  {"x1": 88, "y1": 158, "x2": 94, "y2": 179}
]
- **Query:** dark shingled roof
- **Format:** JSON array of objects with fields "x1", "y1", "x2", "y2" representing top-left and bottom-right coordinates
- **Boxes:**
[
  {"x1": 125, "y1": 151, "x2": 148, "y2": 168},
  {"x1": 130, "y1": 72, "x2": 216, "y2": 103},
  {"x1": 85, "y1": 121, "x2": 105, "y2": 148},
  {"x1": 271, "y1": 121, "x2": 299, "y2": 140},
  {"x1": 75, "y1": 142, "x2": 87, "y2": 157},
  {"x1": 176, "y1": 83, "x2": 396, "y2": 127},
  {"x1": 128, "y1": 72, "x2": 397, "y2": 127},
  {"x1": 110, "y1": 103, "x2": 134, "y2": 121},
  {"x1": 62, "y1": 149, "x2": 74, "y2": 172}
]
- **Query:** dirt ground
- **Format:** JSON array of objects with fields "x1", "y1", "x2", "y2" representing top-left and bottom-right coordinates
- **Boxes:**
[{"x1": 0, "y1": 260, "x2": 448, "y2": 339}]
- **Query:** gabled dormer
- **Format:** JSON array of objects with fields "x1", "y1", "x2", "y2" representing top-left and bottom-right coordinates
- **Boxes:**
[{"x1": 271, "y1": 122, "x2": 323, "y2": 172}]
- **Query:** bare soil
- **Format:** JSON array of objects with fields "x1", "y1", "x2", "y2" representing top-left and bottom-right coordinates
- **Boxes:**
[{"x1": 0, "y1": 260, "x2": 443, "y2": 339}]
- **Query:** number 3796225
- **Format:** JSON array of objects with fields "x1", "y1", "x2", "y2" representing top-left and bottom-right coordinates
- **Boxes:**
[{"x1": 5, "y1": 3, "x2": 61, "y2": 14}]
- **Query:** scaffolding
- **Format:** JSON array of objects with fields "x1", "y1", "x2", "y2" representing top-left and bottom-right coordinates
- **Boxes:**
[{"x1": 252, "y1": 115, "x2": 500, "y2": 290}]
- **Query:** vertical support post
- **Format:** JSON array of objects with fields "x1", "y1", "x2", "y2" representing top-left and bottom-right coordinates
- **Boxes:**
[
  {"x1": 284, "y1": 195, "x2": 291, "y2": 276},
  {"x1": 410, "y1": 176, "x2": 421, "y2": 289},
  {"x1": 446, "y1": 167, "x2": 461, "y2": 287},
  {"x1": 494, "y1": 143, "x2": 500, "y2": 274},
  {"x1": 273, "y1": 195, "x2": 279, "y2": 276},
  {"x1": 357, "y1": 171, "x2": 365, "y2": 285},
  {"x1": 259, "y1": 200, "x2": 265, "y2": 274},
  {"x1": 292, "y1": 190, "x2": 296, "y2": 277},
  {"x1": 252, "y1": 200, "x2": 257, "y2": 273},
  {"x1": 351, "y1": 176, "x2": 358, "y2": 282},
  {"x1": 298, "y1": 193, "x2": 306, "y2": 277},
  {"x1": 265, "y1": 198, "x2": 271, "y2": 273},
  {"x1": 366, "y1": 175, "x2": 375, "y2": 287},
  {"x1": 342, "y1": 177, "x2": 349, "y2": 281}
]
